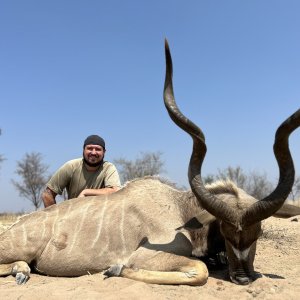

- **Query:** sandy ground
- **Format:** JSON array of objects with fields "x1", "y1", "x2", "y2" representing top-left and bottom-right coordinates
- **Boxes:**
[{"x1": 0, "y1": 215, "x2": 299, "y2": 300}]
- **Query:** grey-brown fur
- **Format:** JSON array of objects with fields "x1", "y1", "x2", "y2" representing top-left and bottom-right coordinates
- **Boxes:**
[
  {"x1": 0, "y1": 177, "x2": 218, "y2": 284},
  {"x1": 1, "y1": 177, "x2": 298, "y2": 285}
]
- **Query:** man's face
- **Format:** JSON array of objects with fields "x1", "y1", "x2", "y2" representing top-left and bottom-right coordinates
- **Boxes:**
[{"x1": 83, "y1": 144, "x2": 105, "y2": 166}]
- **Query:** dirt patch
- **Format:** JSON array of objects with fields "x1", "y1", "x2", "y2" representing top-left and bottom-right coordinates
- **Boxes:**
[{"x1": 0, "y1": 216, "x2": 299, "y2": 300}]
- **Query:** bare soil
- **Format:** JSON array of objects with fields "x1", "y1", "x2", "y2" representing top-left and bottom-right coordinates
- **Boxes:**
[{"x1": 0, "y1": 215, "x2": 299, "y2": 300}]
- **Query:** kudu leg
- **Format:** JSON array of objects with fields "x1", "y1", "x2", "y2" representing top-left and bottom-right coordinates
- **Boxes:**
[
  {"x1": 0, "y1": 261, "x2": 31, "y2": 284},
  {"x1": 104, "y1": 251, "x2": 208, "y2": 286}
]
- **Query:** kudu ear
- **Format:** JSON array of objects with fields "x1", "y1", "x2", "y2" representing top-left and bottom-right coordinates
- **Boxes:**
[
  {"x1": 176, "y1": 211, "x2": 216, "y2": 231},
  {"x1": 195, "y1": 210, "x2": 217, "y2": 226}
]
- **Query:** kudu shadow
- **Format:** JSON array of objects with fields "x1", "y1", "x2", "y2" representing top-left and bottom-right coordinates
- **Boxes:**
[
  {"x1": 138, "y1": 217, "x2": 209, "y2": 255},
  {"x1": 139, "y1": 232, "x2": 193, "y2": 256},
  {"x1": 207, "y1": 270, "x2": 285, "y2": 283}
]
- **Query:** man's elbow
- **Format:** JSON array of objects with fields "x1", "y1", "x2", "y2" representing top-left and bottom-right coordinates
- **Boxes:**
[
  {"x1": 108, "y1": 186, "x2": 120, "y2": 194},
  {"x1": 42, "y1": 189, "x2": 57, "y2": 208}
]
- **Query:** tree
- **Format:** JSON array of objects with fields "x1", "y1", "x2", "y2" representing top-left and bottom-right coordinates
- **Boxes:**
[
  {"x1": 204, "y1": 166, "x2": 273, "y2": 199},
  {"x1": 245, "y1": 171, "x2": 273, "y2": 200},
  {"x1": 216, "y1": 166, "x2": 248, "y2": 190},
  {"x1": 12, "y1": 152, "x2": 49, "y2": 210},
  {"x1": 114, "y1": 151, "x2": 165, "y2": 183},
  {"x1": 203, "y1": 174, "x2": 215, "y2": 185},
  {"x1": 0, "y1": 129, "x2": 4, "y2": 168},
  {"x1": 289, "y1": 176, "x2": 300, "y2": 201}
]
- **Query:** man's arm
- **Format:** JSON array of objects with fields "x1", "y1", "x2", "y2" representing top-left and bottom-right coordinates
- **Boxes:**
[
  {"x1": 78, "y1": 162, "x2": 121, "y2": 198},
  {"x1": 42, "y1": 187, "x2": 58, "y2": 208},
  {"x1": 78, "y1": 186, "x2": 119, "y2": 198}
]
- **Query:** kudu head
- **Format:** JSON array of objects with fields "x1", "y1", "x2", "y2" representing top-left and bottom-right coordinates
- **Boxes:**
[{"x1": 163, "y1": 39, "x2": 300, "y2": 285}]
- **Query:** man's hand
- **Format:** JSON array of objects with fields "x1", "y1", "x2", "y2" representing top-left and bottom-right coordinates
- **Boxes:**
[
  {"x1": 78, "y1": 187, "x2": 119, "y2": 198},
  {"x1": 78, "y1": 189, "x2": 88, "y2": 198}
]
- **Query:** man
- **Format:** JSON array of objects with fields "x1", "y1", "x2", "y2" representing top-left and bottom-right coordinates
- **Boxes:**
[{"x1": 42, "y1": 134, "x2": 121, "y2": 208}]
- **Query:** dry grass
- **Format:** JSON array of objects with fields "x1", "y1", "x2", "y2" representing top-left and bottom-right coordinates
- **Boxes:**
[
  {"x1": 0, "y1": 213, "x2": 24, "y2": 233},
  {"x1": 0, "y1": 212, "x2": 23, "y2": 223},
  {"x1": 286, "y1": 198, "x2": 300, "y2": 207}
]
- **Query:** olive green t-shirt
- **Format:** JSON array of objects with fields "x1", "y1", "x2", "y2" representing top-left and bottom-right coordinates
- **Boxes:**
[{"x1": 47, "y1": 158, "x2": 121, "y2": 199}]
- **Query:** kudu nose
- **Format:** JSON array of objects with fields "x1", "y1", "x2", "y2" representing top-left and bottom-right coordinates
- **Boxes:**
[
  {"x1": 235, "y1": 275, "x2": 251, "y2": 285},
  {"x1": 230, "y1": 270, "x2": 252, "y2": 285}
]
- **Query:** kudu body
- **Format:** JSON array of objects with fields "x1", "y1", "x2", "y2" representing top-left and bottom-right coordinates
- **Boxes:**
[{"x1": 0, "y1": 41, "x2": 300, "y2": 286}]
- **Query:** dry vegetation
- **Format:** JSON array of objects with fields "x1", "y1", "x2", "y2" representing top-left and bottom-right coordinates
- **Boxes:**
[
  {"x1": 287, "y1": 199, "x2": 300, "y2": 207},
  {"x1": 0, "y1": 213, "x2": 23, "y2": 232}
]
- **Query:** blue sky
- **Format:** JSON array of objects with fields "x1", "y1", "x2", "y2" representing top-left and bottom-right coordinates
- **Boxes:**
[{"x1": 0, "y1": 1, "x2": 299, "y2": 212}]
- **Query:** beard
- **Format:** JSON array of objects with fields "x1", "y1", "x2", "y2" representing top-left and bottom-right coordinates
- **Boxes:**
[{"x1": 83, "y1": 152, "x2": 103, "y2": 168}]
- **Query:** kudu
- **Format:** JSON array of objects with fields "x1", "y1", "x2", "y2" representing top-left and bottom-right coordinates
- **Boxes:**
[{"x1": 0, "y1": 41, "x2": 300, "y2": 286}]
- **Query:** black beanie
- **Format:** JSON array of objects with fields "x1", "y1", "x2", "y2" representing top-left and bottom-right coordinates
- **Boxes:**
[{"x1": 83, "y1": 135, "x2": 105, "y2": 149}]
